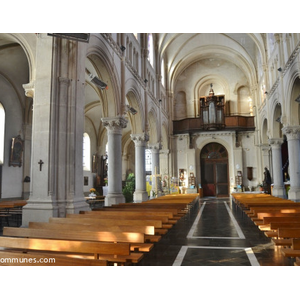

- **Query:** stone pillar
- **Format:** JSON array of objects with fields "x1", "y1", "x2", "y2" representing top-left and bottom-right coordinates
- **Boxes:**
[
  {"x1": 22, "y1": 35, "x2": 59, "y2": 226},
  {"x1": 149, "y1": 143, "x2": 162, "y2": 197},
  {"x1": 102, "y1": 116, "x2": 127, "y2": 206},
  {"x1": 122, "y1": 154, "x2": 128, "y2": 181},
  {"x1": 282, "y1": 126, "x2": 300, "y2": 201},
  {"x1": 269, "y1": 138, "x2": 286, "y2": 198},
  {"x1": 131, "y1": 133, "x2": 149, "y2": 202},
  {"x1": 261, "y1": 144, "x2": 271, "y2": 170},
  {"x1": 22, "y1": 34, "x2": 90, "y2": 227}
]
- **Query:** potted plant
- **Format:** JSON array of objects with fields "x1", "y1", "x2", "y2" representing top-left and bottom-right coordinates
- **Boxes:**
[{"x1": 122, "y1": 173, "x2": 135, "y2": 203}]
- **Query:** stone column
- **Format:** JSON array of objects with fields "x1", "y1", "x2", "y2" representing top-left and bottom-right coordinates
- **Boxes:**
[
  {"x1": 261, "y1": 144, "x2": 271, "y2": 170},
  {"x1": 122, "y1": 153, "x2": 128, "y2": 181},
  {"x1": 269, "y1": 138, "x2": 286, "y2": 198},
  {"x1": 102, "y1": 116, "x2": 127, "y2": 206},
  {"x1": 22, "y1": 35, "x2": 59, "y2": 226},
  {"x1": 149, "y1": 143, "x2": 162, "y2": 197},
  {"x1": 22, "y1": 35, "x2": 90, "y2": 227},
  {"x1": 131, "y1": 133, "x2": 149, "y2": 202},
  {"x1": 282, "y1": 126, "x2": 300, "y2": 201}
]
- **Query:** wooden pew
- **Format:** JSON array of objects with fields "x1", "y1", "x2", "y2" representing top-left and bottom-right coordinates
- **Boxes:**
[
  {"x1": 281, "y1": 239, "x2": 300, "y2": 258},
  {"x1": 3, "y1": 227, "x2": 145, "y2": 243},
  {"x1": 257, "y1": 216, "x2": 300, "y2": 226},
  {"x1": 0, "y1": 251, "x2": 108, "y2": 266},
  {"x1": 253, "y1": 212, "x2": 300, "y2": 223},
  {"x1": 2, "y1": 226, "x2": 152, "y2": 254},
  {"x1": 79, "y1": 210, "x2": 177, "y2": 220},
  {"x1": 270, "y1": 222, "x2": 300, "y2": 230},
  {"x1": 95, "y1": 207, "x2": 183, "y2": 219},
  {"x1": 29, "y1": 222, "x2": 155, "y2": 252},
  {"x1": 29, "y1": 221, "x2": 156, "y2": 235},
  {"x1": 0, "y1": 236, "x2": 134, "y2": 265},
  {"x1": 49, "y1": 217, "x2": 167, "y2": 229},
  {"x1": 247, "y1": 206, "x2": 300, "y2": 218},
  {"x1": 66, "y1": 213, "x2": 175, "y2": 227}
]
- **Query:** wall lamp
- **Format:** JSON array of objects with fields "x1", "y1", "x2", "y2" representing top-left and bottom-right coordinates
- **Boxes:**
[
  {"x1": 120, "y1": 45, "x2": 126, "y2": 52},
  {"x1": 278, "y1": 67, "x2": 282, "y2": 72},
  {"x1": 144, "y1": 79, "x2": 148, "y2": 84},
  {"x1": 126, "y1": 105, "x2": 137, "y2": 115},
  {"x1": 86, "y1": 68, "x2": 108, "y2": 90}
]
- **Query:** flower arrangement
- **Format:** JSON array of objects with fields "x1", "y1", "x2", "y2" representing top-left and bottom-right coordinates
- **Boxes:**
[{"x1": 89, "y1": 188, "x2": 97, "y2": 198}]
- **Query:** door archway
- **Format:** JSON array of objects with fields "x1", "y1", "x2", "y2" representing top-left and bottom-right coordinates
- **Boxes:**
[{"x1": 200, "y1": 142, "x2": 229, "y2": 197}]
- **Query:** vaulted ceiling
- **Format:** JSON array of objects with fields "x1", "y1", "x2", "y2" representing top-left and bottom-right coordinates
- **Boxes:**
[{"x1": 156, "y1": 33, "x2": 266, "y2": 90}]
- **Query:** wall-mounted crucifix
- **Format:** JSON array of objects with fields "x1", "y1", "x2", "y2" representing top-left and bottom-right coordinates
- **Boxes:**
[{"x1": 38, "y1": 159, "x2": 44, "y2": 171}]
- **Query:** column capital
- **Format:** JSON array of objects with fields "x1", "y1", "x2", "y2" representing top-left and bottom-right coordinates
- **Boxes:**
[
  {"x1": 22, "y1": 82, "x2": 35, "y2": 98},
  {"x1": 260, "y1": 143, "x2": 270, "y2": 152},
  {"x1": 131, "y1": 133, "x2": 149, "y2": 146},
  {"x1": 282, "y1": 126, "x2": 300, "y2": 141},
  {"x1": 268, "y1": 138, "x2": 284, "y2": 149},
  {"x1": 102, "y1": 116, "x2": 128, "y2": 134},
  {"x1": 148, "y1": 142, "x2": 162, "y2": 152}
]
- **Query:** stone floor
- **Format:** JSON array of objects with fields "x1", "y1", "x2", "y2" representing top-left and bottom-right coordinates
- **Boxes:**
[{"x1": 137, "y1": 196, "x2": 295, "y2": 266}]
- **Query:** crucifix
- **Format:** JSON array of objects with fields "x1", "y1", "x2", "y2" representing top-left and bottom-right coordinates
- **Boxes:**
[{"x1": 38, "y1": 159, "x2": 44, "y2": 171}]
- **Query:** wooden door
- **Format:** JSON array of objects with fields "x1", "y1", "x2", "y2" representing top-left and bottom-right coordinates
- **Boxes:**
[{"x1": 201, "y1": 143, "x2": 229, "y2": 197}]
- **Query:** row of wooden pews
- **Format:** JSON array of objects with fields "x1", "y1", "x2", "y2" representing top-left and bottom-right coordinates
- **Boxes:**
[
  {"x1": 0, "y1": 200, "x2": 27, "y2": 228},
  {"x1": 232, "y1": 192, "x2": 300, "y2": 266},
  {"x1": 0, "y1": 194, "x2": 198, "y2": 266}
]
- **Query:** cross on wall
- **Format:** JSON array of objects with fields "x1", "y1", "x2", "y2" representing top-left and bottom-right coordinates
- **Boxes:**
[{"x1": 38, "y1": 159, "x2": 44, "y2": 171}]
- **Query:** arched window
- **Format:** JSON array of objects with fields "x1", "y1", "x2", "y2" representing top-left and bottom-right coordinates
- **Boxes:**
[
  {"x1": 145, "y1": 149, "x2": 152, "y2": 172},
  {"x1": 83, "y1": 133, "x2": 91, "y2": 171},
  {"x1": 161, "y1": 57, "x2": 165, "y2": 87},
  {"x1": 0, "y1": 103, "x2": 5, "y2": 165},
  {"x1": 147, "y1": 33, "x2": 154, "y2": 67}
]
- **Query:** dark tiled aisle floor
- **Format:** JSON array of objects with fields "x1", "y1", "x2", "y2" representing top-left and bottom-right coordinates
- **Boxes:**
[{"x1": 137, "y1": 197, "x2": 295, "y2": 266}]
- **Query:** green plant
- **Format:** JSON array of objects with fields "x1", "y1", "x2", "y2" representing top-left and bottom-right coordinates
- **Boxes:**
[{"x1": 122, "y1": 173, "x2": 135, "y2": 203}]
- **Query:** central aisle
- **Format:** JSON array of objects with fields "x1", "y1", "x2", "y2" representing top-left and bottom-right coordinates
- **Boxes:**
[{"x1": 137, "y1": 197, "x2": 294, "y2": 266}]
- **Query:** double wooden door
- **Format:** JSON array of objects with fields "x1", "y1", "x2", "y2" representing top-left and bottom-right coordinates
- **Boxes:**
[{"x1": 201, "y1": 143, "x2": 229, "y2": 197}]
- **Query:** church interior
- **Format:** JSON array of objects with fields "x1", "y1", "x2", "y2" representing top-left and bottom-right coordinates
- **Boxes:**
[{"x1": 1, "y1": 30, "x2": 300, "y2": 288}]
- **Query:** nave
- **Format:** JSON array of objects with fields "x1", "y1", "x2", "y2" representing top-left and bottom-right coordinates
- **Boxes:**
[{"x1": 137, "y1": 197, "x2": 294, "y2": 266}]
